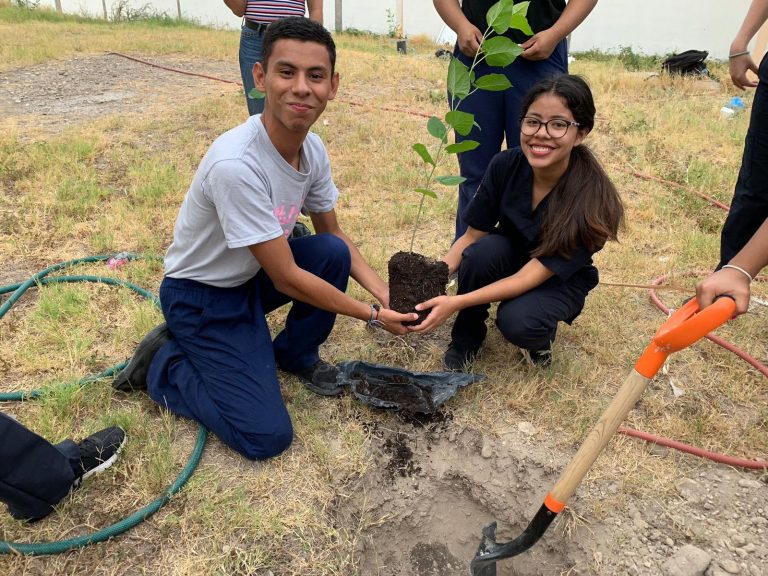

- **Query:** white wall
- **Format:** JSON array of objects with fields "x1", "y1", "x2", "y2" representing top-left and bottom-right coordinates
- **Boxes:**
[
  {"x1": 570, "y1": 0, "x2": 751, "y2": 60},
  {"x1": 38, "y1": 0, "x2": 756, "y2": 60}
]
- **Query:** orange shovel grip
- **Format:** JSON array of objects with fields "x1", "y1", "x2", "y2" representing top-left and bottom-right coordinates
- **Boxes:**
[{"x1": 634, "y1": 297, "x2": 735, "y2": 378}]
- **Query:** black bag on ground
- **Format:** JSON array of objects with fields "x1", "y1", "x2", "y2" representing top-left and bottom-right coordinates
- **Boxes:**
[
  {"x1": 662, "y1": 50, "x2": 709, "y2": 76},
  {"x1": 336, "y1": 361, "x2": 483, "y2": 414}
]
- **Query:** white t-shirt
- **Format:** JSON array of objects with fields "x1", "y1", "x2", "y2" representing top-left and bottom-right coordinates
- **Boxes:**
[{"x1": 164, "y1": 116, "x2": 339, "y2": 288}]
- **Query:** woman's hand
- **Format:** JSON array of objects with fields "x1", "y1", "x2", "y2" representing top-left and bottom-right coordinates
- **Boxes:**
[
  {"x1": 696, "y1": 268, "x2": 751, "y2": 316},
  {"x1": 407, "y1": 295, "x2": 461, "y2": 333}
]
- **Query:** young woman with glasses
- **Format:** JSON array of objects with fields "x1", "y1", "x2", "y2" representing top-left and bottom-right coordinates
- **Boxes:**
[{"x1": 409, "y1": 74, "x2": 624, "y2": 369}]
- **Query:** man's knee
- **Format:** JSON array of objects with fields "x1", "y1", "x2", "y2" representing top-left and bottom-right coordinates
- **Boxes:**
[{"x1": 233, "y1": 418, "x2": 294, "y2": 461}]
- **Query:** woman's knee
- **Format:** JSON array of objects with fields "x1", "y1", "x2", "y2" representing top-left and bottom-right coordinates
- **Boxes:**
[{"x1": 496, "y1": 304, "x2": 555, "y2": 350}]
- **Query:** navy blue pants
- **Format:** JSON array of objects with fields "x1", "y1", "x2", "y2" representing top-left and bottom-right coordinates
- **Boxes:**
[
  {"x1": 719, "y1": 51, "x2": 768, "y2": 268},
  {"x1": 0, "y1": 412, "x2": 79, "y2": 521},
  {"x1": 451, "y1": 234, "x2": 598, "y2": 353},
  {"x1": 148, "y1": 234, "x2": 351, "y2": 461},
  {"x1": 452, "y1": 40, "x2": 568, "y2": 240}
]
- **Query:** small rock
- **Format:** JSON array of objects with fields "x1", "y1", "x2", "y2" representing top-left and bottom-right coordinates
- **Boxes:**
[
  {"x1": 480, "y1": 443, "x2": 493, "y2": 459},
  {"x1": 737, "y1": 479, "x2": 762, "y2": 490},
  {"x1": 661, "y1": 544, "x2": 712, "y2": 576},
  {"x1": 730, "y1": 534, "x2": 747, "y2": 547},
  {"x1": 666, "y1": 538, "x2": 675, "y2": 547},
  {"x1": 719, "y1": 559, "x2": 741, "y2": 574},
  {"x1": 517, "y1": 421, "x2": 536, "y2": 436},
  {"x1": 742, "y1": 543, "x2": 755, "y2": 553}
]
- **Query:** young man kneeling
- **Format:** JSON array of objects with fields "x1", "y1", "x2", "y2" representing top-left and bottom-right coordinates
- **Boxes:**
[{"x1": 114, "y1": 17, "x2": 416, "y2": 460}]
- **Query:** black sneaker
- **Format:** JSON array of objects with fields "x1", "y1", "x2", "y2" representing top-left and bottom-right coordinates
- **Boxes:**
[
  {"x1": 442, "y1": 345, "x2": 478, "y2": 372},
  {"x1": 288, "y1": 221, "x2": 312, "y2": 239},
  {"x1": 285, "y1": 360, "x2": 343, "y2": 396},
  {"x1": 113, "y1": 323, "x2": 171, "y2": 391},
  {"x1": 72, "y1": 426, "x2": 127, "y2": 488}
]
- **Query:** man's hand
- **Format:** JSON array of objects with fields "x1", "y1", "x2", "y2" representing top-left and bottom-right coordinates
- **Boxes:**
[
  {"x1": 729, "y1": 52, "x2": 759, "y2": 89},
  {"x1": 376, "y1": 308, "x2": 419, "y2": 336},
  {"x1": 696, "y1": 269, "x2": 751, "y2": 316},
  {"x1": 520, "y1": 28, "x2": 560, "y2": 61},
  {"x1": 457, "y1": 23, "x2": 484, "y2": 57},
  {"x1": 407, "y1": 295, "x2": 461, "y2": 333}
]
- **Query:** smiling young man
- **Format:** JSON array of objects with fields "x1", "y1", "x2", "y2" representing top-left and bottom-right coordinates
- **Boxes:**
[{"x1": 113, "y1": 17, "x2": 417, "y2": 461}]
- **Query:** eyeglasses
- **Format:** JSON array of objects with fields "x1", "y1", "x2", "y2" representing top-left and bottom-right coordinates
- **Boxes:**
[{"x1": 520, "y1": 117, "x2": 580, "y2": 139}]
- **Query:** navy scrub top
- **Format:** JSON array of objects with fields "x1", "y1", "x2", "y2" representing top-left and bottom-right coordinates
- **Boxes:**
[{"x1": 462, "y1": 147, "x2": 600, "y2": 284}]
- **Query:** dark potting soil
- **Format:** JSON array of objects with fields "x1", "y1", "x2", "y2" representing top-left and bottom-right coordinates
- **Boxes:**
[
  {"x1": 388, "y1": 251, "x2": 449, "y2": 325},
  {"x1": 352, "y1": 370, "x2": 437, "y2": 414},
  {"x1": 383, "y1": 432, "x2": 421, "y2": 479}
]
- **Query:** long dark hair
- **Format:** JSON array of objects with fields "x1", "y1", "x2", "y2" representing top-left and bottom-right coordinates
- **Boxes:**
[{"x1": 522, "y1": 75, "x2": 624, "y2": 259}]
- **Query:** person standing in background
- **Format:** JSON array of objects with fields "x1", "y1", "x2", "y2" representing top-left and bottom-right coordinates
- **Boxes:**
[
  {"x1": 716, "y1": 0, "x2": 768, "y2": 272},
  {"x1": 433, "y1": 0, "x2": 598, "y2": 240},
  {"x1": 224, "y1": 0, "x2": 323, "y2": 116}
]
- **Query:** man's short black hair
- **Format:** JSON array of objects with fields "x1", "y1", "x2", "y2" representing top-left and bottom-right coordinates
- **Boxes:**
[{"x1": 262, "y1": 17, "x2": 336, "y2": 73}]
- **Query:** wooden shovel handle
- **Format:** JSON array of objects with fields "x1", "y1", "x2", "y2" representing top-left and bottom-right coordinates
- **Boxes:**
[
  {"x1": 544, "y1": 297, "x2": 736, "y2": 511},
  {"x1": 547, "y1": 369, "x2": 650, "y2": 508}
]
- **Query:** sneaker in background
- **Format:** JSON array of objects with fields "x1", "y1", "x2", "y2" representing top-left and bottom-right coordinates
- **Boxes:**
[
  {"x1": 284, "y1": 360, "x2": 343, "y2": 396},
  {"x1": 113, "y1": 323, "x2": 171, "y2": 391},
  {"x1": 72, "y1": 426, "x2": 127, "y2": 487}
]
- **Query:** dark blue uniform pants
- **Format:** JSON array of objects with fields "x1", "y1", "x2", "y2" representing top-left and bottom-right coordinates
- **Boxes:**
[
  {"x1": 719, "y1": 51, "x2": 768, "y2": 268},
  {"x1": 451, "y1": 234, "x2": 597, "y2": 354},
  {"x1": 0, "y1": 412, "x2": 79, "y2": 521},
  {"x1": 147, "y1": 234, "x2": 351, "y2": 461},
  {"x1": 452, "y1": 40, "x2": 568, "y2": 240}
]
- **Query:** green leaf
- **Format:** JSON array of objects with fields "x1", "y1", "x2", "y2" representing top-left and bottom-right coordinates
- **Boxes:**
[
  {"x1": 414, "y1": 187, "x2": 438, "y2": 199},
  {"x1": 486, "y1": 0, "x2": 516, "y2": 35},
  {"x1": 412, "y1": 143, "x2": 435, "y2": 166},
  {"x1": 445, "y1": 110, "x2": 475, "y2": 136},
  {"x1": 509, "y1": 2, "x2": 533, "y2": 35},
  {"x1": 248, "y1": 87, "x2": 265, "y2": 100},
  {"x1": 445, "y1": 140, "x2": 480, "y2": 154},
  {"x1": 509, "y1": 14, "x2": 533, "y2": 35},
  {"x1": 447, "y1": 58, "x2": 471, "y2": 99},
  {"x1": 474, "y1": 74, "x2": 513, "y2": 91},
  {"x1": 427, "y1": 116, "x2": 448, "y2": 142},
  {"x1": 436, "y1": 175, "x2": 467, "y2": 186},
  {"x1": 483, "y1": 36, "x2": 524, "y2": 68}
]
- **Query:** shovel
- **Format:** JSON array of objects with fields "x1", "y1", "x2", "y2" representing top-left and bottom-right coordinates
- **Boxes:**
[{"x1": 469, "y1": 297, "x2": 736, "y2": 576}]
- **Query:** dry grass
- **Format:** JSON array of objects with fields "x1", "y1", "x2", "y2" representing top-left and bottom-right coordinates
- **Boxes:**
[{"x1": 0, "y1": 4, "x2": 766, "y2": 575}]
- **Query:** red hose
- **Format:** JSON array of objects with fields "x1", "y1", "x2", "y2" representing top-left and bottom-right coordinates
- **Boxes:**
[
  {"x1": 106, "y1": 52, "x2": 433, "y2": 119},
  {"x1": 618, "y1": 426, "x2": 768, "y2": 469}
]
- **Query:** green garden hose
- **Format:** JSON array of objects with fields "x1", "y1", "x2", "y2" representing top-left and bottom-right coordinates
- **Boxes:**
[{"x1": 0, "y1": 254, "x2": 207, "y2": 555}]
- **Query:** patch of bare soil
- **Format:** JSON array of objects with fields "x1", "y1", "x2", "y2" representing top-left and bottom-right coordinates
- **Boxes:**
[
  {"x1": 335, "y1": 416, "x2": 768, "y2": 576},
  {"x1": 0, "y1": 53, "x2": 242, "y2": 137}
]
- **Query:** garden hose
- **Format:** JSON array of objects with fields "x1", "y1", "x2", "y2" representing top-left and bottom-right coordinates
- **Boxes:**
[{"x1": 0, "y1": 254, "x2": 208, "y2": 555}]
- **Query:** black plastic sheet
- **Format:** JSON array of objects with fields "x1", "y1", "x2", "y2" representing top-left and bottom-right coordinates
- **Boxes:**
[{"x1": 336, "y1": 361, "x2": 484, "y2": 414}]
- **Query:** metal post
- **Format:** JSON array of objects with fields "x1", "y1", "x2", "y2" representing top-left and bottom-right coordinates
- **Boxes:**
[
  {"x1": 334, "y1": 0, "x2": 342, "y2": 33},
  {"x1": 177, "y1": 0, "x2": 182, "y2": 20}
]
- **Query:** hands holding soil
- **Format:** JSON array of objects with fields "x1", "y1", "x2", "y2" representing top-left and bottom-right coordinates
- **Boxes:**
[{"x1": 408, "y1": 295, "x2": 462, "y2": 333}]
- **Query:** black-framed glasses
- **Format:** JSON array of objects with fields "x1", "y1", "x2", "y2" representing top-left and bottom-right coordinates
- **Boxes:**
[{"x1": 520, "y1": 117, "x2": 580, "y2": 139}]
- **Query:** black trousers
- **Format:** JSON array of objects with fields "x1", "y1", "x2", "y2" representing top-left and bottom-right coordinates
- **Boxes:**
[
  {"x1": 0, "y1": 412, "x2": 79, "y2": 521},
  {"x1": 451, "y1": 234, "x2": 598, "y2": 353},
  {"x1": 719, "y1": 51, "x2": 768, "y2": 268}
]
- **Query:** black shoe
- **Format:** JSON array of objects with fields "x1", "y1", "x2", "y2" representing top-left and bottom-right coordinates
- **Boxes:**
[
  {"x1": 285, "y1": 360, "x2": 343, "y2": 396},
  {"x1": 113, "y1": 323, "x2": 171, "y2": 391},
  {"x1": 442, "y1": 345, "x2": 478, "y2": 372},
  {"x1": 72, "y1": 426, "x2": 127, "y2": 488},
  {"x1": 288, "y1": 221, "x2": 312, "y2": 239}
]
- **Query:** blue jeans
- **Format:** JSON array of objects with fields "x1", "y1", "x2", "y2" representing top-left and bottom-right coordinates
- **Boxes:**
[
  {"x1": 451, "y1": 40, "x2": 568, "y2": 240},
  {"x1": 148, "y1": 234, "x2": 351, "y2": 461},
  {"x1": 239, "y1": 26, "x2": 265, "y2": 116},
  {"x1": 0, "y1": 412, "x2": 80, "y2": 521},
  {"x1": 718, "y1": 51, "x2": 768, "y2": 267}
]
